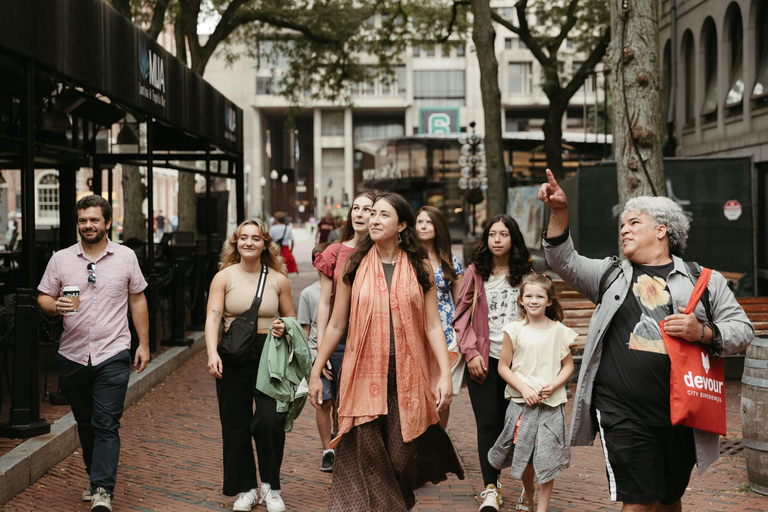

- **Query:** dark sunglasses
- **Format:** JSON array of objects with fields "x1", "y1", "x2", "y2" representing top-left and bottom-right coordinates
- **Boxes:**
[{"x1": 87, "y1": 262, "x2": 96, "y2": 285}]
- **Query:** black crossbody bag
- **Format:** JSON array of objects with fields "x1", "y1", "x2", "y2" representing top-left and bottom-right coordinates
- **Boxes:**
[{"x1": 218, "y1": 264, "x2": 269, "y2": 359}]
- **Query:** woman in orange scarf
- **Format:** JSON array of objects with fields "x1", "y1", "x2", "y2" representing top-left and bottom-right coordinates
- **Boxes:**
[{"x1": 309, "y1": 193, "x2": 464, "y2": 511}]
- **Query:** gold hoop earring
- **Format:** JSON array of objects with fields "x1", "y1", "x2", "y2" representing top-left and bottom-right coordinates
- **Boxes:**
[{"x1": 395, "y1": 233, "x2": 402, "y2": 245}]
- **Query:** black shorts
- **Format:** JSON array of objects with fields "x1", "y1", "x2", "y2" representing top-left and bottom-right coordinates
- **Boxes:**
[{"x1": 595, "y1": 409, "x2": 696, "y2": 505}]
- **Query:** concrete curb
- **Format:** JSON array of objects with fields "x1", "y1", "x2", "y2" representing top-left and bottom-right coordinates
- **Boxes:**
[{"x1": 0, "y1": 332, "x2": 206, "y2": 506}]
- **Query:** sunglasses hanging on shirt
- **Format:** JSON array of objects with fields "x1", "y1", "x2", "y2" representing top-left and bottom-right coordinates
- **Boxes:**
[{"x1": 87, "y1": 262, "x2": 96, "y2": 285}]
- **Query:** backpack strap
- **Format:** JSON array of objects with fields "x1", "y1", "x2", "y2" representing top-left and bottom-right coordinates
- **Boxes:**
[
  {"x1": 684, "y1": 261, "x2": 713, "y2": 323},
  {"x1": 596, "y1": 258, "x2": 622, "y2": 306}
]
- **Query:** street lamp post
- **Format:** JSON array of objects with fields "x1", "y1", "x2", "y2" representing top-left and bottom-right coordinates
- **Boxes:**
[
  {"x1": 270, "y1": 169, "x2": 278, "y2": 213},
  {"x1": 281, "y1": 174, "x2": 289, "y2": 218},
  {"x1": 259, "y1": 176, "x2": 267, "y2": 217},
  {"x1": 458, "y1": 122, "x2": 488, "y2": 236}
]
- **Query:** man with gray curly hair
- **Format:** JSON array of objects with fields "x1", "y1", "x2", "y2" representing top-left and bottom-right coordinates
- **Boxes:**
[{"x1": 537, "y1": 170, "x2": 753, "y2": 512}]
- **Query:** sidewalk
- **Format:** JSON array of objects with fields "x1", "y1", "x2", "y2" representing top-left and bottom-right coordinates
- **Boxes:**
[{"x1": 2, "y1": 230, "x2": 767, "y2": 511}]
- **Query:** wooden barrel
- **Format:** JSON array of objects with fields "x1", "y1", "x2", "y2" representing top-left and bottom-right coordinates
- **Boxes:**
[{"x1": 742, "y1": 337, "x2": 768, "y2": 495}]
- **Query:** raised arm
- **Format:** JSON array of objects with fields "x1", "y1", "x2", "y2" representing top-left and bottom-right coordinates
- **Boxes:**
[{"x1": 537, "y1": 168, "x2": 569, "y2": 237}]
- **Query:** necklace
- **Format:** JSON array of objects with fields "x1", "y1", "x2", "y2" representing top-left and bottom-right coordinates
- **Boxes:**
[{"x1": 492, "y1": 265, "x2": 509, "y2": 274}]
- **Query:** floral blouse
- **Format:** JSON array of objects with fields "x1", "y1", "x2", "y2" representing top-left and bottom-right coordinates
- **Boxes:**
[{"x1": 435, "y1": 254, "x2": 464, "y2": 345}]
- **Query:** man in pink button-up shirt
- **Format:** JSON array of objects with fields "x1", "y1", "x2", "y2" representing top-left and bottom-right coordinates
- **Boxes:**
[{"x1": 38, "y1": 195, "x2": 149, "y2": 512}]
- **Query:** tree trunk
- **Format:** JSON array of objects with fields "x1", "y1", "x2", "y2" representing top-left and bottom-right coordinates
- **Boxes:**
[
  {"x1": 121, "y1": 165, "x2": 146, "y2": 242},
  {"x1": 177, "y1": 171, "x2": 197, "y2": 233},
  {"x1": 542, "y1": 101, "x2": 566, "y2": 180},
  {"x1": 608, "y1": 0, "x2": 666, "y2": 211},
  {"x1": 471, "y1": 0, "x2": 506, "y2": 217}
]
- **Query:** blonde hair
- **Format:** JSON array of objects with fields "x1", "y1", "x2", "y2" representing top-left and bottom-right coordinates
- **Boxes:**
[
  {"x1": 219, "y1": 219, "x2": 285, "y2": 274},
  {"x1": 517, "y1": 273, "x2": 563, "y2": 323}
]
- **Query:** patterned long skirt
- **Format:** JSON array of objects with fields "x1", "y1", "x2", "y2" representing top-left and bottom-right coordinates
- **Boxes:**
[{"x1": 328, "y1": 357, "x2": 465, "y2": 511}]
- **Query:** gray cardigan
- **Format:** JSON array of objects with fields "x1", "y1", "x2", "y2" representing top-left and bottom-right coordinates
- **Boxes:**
[{"x1": 544, "y1": 234, "x2": 754, "y2": 473}]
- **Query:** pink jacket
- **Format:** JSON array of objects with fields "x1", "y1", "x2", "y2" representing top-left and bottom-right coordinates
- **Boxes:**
[{"x1": 452, "y1": 264, "x2": 490, "y2": 383}]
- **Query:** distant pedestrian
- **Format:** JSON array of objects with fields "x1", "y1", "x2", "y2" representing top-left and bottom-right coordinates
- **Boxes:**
[
  {"x1": 269, "y1": 212, "x2": 298, "y2": 274},
  {"x1": 37, "y1": 195, "x2": 150, "y2": 512},
  {"x1": 488, "y1": 273, "x2": 576, "y2": 512},
  {"x1": 156, "y1": 210, "x2": 166, "y2": 233},
  {"x1": 312, "y1": 192, "x2": 375, "y2": 472},
  {"x1": 205, "y1": 219, "x2": 295, "y2": 512},
  {"x1": 317, "y1": 211, "x2": 334, "y2": 244},
  {"x1": 326, "y1": 215, "x2": 344, "y2": 243},
  {"x1": 308, "y1": 215, "x2": 317, "y2": 237},
  {"x1": 309, "y1": 192, "x2": 464, "y2": 511},
  {"x1": 416, "y1": 206, "x2": 464, "y2": 429},
  {"x1": 298, "y1": 244, "x2": 327, "y2": 360},
  {"x1": 453, "y1": 214, "x2": 533, "y2": 511}
]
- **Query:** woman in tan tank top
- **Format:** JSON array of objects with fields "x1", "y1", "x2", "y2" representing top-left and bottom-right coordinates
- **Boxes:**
[{"x1": 204, "y1": 219, "x2": 295, "y2": 512}]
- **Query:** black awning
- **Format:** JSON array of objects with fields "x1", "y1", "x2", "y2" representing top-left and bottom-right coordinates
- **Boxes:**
[{"x1": 0, "y1": 0, "x2": 243, "y2": 155}]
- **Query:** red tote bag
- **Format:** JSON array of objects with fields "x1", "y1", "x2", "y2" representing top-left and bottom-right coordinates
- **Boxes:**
[{"x1": 659, "y1": 267, "x2": 726, "y2": 436}]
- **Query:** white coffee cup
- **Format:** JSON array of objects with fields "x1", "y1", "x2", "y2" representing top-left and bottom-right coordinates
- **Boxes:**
[{"x1": 62, "y1": 285, "x2": 80, "y2": 315}]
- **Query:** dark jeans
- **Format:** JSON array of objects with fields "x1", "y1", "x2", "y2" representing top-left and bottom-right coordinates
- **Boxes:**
[
  {"x1": 56, "y1": 349, "x2": 131, "y2": 496},
  {"x1": 465, "y1": 356, "x2": 508, "y2": 487},
  {"x1": 217, "y1": 334, "x2": 287, "y2": 496}
]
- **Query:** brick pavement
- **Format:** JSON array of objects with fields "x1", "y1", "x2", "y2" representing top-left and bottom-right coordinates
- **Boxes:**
[{"x1": 3, "y1": 229, "x2": 768, "y2": 511}]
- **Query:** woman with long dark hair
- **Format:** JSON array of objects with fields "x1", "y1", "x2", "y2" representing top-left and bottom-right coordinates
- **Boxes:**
[
  {"x1": 312, "y1": 192, "x2": 376, "y2": 471},
  {"x1": 309, "y1": 193, "x2": 464, "y2": 511},
  {"x1": 205, "y1": 219, "x2": 295, "y2": 512},
  {"x1": 453, "y1": 214, "x2": 532, "y2": 511},
  {"x1": 416, "y1": 206, "x2": 464, "y2": 428}
]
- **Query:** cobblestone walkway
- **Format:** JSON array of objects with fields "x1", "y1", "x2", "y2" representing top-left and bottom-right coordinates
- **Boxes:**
[{"x1": 3, "y1": 231, "x2": 767, "y2": 511}]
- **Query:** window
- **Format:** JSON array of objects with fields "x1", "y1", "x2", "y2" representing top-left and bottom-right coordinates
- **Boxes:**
[
  {"x1": 725, "y1": 3, "x2": 744, "y2": 110},
  {"x1": 322, "y1": 111, "x2": 344, "y2": 136},
  {"x1": 413, "y1": 70, "x2": 466, "y2": 106},
  {"x1": 258, "y1": 40, "x2": 292, "y2": 70},
  {"x1": 575, "y1": 61, "x2": 595, "y2": 92},
  {"x1": 457, "y1": 43, "x2": 465, "y2": 57},
  {"x1": 508, "y1": 62, "x2": 533, "y2": 94},
  {"x1": 394, "y1": 65, "x2": 407, "y2": 95},
  {"x1": 566, "y1": 38, "x2": 573, "y2": 49},
  {"x1": 442, "y1": 44, "x2": 452, "y2": 57},
  {"x1": 256, "y1": 77, "x2": 283, "y2": 95},
  {"x1": 505, "y1": 117, "x2": 527, "y2": 132},
  {"x1": 683, "y1": 30, "x2": 695, "y2": 125},
  {"x1": 413, "y1": 46, "x2": 421, "y2": 57},
  {"x1": 753, "y1": 0, "x2": 768, "y2": 100},
  {"x1": 425, "y1": 45, "x2": 435, "y2": 57},
  {"x1": 518, "y1": 39, "x2": 527, "y2": 50},
  {"x1": 503, "y1": 7, "x2": 515, "y2": 22},
  {"x1": 701, "y1": 18, "x2": 718, "y2": 120},
  {"x1": 505, "y1": 38, "x2": 513, "y2": 50},
  {"x1": 37, "y1": 172, "x2": 59, "y2": 220}
]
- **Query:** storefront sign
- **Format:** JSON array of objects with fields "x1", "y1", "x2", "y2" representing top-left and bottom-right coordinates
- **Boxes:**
[{"x1": 363, "y1": 166, "x2": 402, "y2": 182}]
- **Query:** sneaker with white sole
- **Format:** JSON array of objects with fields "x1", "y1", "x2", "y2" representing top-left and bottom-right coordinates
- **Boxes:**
[
  {"x1": 478, "y1": 484, "x2": 500, "y2": 512},
  {"x1": 90, "y1": 487, "x2": 112, "y2": 512},
  {"x1": 496, "y1": 479, "x2": 503, "y2": 506},
  {"x1": 320, "y1": 450, "x2": 335, "y2": 472},
  {"x1": 260, "y1": 482, "x2": 286, "y2": 512},
  {"x1": 232, "y1": 488, "x2": 258, "y2": 512},
  {"x1": 82, "y1": 484, "x2": 93, "y2": 502}
]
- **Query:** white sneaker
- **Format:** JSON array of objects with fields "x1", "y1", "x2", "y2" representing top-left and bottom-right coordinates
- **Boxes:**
[
  {"x1": 82, "y1": 484, "x2": 93, "y2": 502},
  {"x1": 260, "y1": 482, "x2": 286, "y2": 512},
  {"x1": 232, "y1": 488, "x2": 258, "y2": 512},
  {"x1": 478, "y1": 484, "x2": 500, "y2": 512}
]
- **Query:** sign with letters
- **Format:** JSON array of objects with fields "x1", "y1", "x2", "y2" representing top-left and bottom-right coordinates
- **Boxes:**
[{"x1": 418, "y1": 108, "x2": 459, "y2": 134}]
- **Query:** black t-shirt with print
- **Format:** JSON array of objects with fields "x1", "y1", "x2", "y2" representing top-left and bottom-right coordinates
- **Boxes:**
[{"x1": 592, "y1": 262, "x2": 675, "y2": 426}]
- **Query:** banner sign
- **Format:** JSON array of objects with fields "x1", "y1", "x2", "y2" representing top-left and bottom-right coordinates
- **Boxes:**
[{"x1": 418, "y1": 108, "x2": 460, "y2": 134}]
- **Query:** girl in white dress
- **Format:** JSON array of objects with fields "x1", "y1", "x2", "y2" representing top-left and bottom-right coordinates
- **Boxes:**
[{"x1": 490, "y1": 273, "x2": 576, "y2": 512}]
